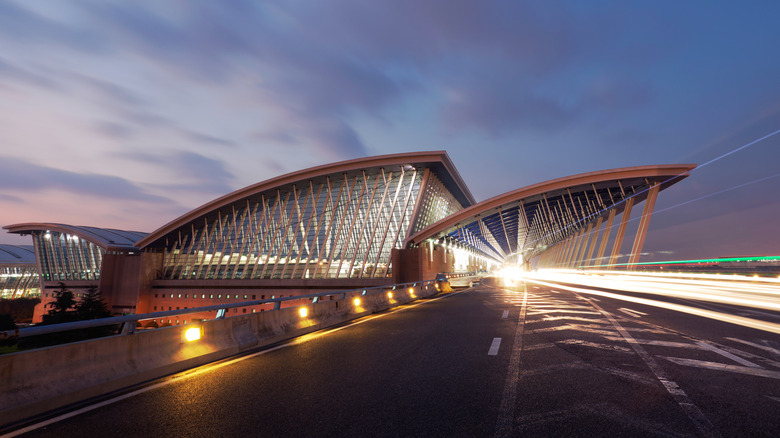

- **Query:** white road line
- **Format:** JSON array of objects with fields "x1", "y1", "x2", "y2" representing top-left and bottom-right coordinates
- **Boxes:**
[
  {"x1": 696, "y1": 341, "x2": 762, "y2": 369},
  {"x1": 726, "y1": 337, "x2": 780, "y2": 357},
  {"x1": 529, "y1": 324, "x2": 617, "y2": 336},
  {"x1": 488, "y1": 337, "x2": 502, "y2": 355},
  {"x1": 494, "y1": 290, "x2": 528, "y2": 437},
  {"x1": 555, "y1": 339, "x2": 633, "y2": 353},
  {"x1": 526, "y1": 309, "x2": 601, "y2": 316},
  {"x1": 581, "y1": 295, "x2": 720, "y2": 438},
  {"x1": 1, "y1": 289, "x2": 472, "y2": 438},
  {"x1": 602, "y1": 336, "x2": 703, "y2": 349},
  {"x1": 619, "y1": 307, "x2": 647, "y2": 317},
  {"x1": 766, "y1": 395, "x2": 780, "y2": 403},
  {"x1": 526, "y1": 316, "x2": 610, "y2": 324},
  {"x1": 502, "y1": 310, "x2": 509, "y2": 319},
  {"x1": 662, "y1": 357, "x2": 780, "y2": 380}
]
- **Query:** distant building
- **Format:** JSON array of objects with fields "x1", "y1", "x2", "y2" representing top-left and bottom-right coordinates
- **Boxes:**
[
  {"x1": 4, "y1": 151, "x2": 693, "y2": 324},
  {"x1": 0, "y1": 245, "x2": 40, "y2": 299}
]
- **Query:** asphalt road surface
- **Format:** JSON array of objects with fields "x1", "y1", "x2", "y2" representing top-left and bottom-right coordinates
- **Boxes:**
[{"x1": 8, "y1": 278, "x2": 780, "y2": 437}]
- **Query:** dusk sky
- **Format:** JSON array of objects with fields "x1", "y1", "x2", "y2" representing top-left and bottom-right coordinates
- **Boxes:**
[{"x1": 1, "y1": 1, "x2": 779, "y2": 261}]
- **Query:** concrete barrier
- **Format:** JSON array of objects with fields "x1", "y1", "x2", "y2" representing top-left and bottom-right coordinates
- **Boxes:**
[{"x1": 0, "y1": 284, "x2": 438, "y2": 427}]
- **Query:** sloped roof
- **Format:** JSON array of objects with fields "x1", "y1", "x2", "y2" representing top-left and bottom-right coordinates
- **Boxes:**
[
  {"x1": 136, "y1": 151, "x2": 474, "y2": 248},
  {"x1": 0, "y1": 244, "x2": 36, "y2": 264},
  {"x1": 406, "y1": 164, "x2": 696, "y2": 261},
  {"x1": 3, "y1": 223, "x2": 147, "y2": 251}
]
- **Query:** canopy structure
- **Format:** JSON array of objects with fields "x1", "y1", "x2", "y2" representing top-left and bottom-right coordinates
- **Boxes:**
[
  {"x1": 407, "y1": 164, "x2": 696, "y2": 268},
  {"x1": 3, "y1": 224, "x2": 148, "y2": 282}
]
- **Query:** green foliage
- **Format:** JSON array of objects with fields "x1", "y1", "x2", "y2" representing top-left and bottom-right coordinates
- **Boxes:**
[
  {"x1": 76, "y1": 286, "x2": 112, "y2": 320},
  {"x1": 41, "y1": 283, "x2": 78, "y2": 325}
]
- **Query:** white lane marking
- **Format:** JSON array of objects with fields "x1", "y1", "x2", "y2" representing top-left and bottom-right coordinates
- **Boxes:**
[
  {"x1": 494, "y1": 290, "x2": 528, "y2": 437},
  {"x1": 488, "y1": 337, "x2": 502, "y2": 355},
  {"x1": 581, "y1": 296, "x2": 719, "y2": 438},
  {"x1": 696, "y1": 341, "x2": 762, "y2": 369},
  {"x1": 726, "y1": 337, "x2": 780, "y2": 357},
  {"x1": 766, "y1": 395, "x2": 780, "y2": 403},
  {"x1": 602, "y1": 336, "x2": 703, "y2": 349},
  {"x1": 618, "y1": 308, "x2": 646, "y2": 318},
  {"x1": 502, "y1": 310, "x2": 509, "y2": 319},
  {"x1": 526, "y1": 309, "x2": 601, "y2": 316},
  {"x1": 529, "y1": 324, "x2": 617, "y2": 336},
  {"x1": 2, "y1": 289, "x2": 472, "y2": 438},
  {"x1": 526, "y1": 316, "x2": 610, "y2": 324},
  {"x1": 555, "y1": 339, "x2": 633, "y2": 353},
  {"x1": 662, "y1": 357, "x2": 780, "y2": 380}
]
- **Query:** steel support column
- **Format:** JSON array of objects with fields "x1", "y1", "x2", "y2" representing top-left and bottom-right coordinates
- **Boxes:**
[
  {"x1": 583, "y1": 216, "x2": 603, "y2": 267},
  {"x1": 628, "y1": 184, "x2": 660, "y2": 268},
  {"x1": 595, "y1": 209, "x2": 617, "y2": 267},
  {"x1": 608, "y1": 197, "x2": 635, "y2": 267}
]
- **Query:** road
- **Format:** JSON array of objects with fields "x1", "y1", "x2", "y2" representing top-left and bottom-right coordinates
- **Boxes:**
[{"x1": 8, "y1": 278, "x2": 780, "y2": 437}]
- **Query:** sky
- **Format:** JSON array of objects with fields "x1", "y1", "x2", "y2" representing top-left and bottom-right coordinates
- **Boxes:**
[{"x1": 1, "y1": 1, "x2": 779, "y2": 261}]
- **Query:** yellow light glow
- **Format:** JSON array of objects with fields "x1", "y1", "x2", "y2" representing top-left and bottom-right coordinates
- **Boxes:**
[
  {"x1": 408, "y1": 287, "x2": 414, "y2": 294},
  {"x1": 299, "y1": 307, "x2": 308, "y2": 318},
  {"x1": 387, "y1": 292, "x2": 393, "y2": 299},
  {"x1": 184, "y1": 327, "x2": 201, "y2": 342},
  {"x1": 353, "y1": 298, "x2": 361, "y2": 306}
]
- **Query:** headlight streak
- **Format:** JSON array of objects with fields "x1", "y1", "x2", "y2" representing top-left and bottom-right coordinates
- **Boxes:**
[{"x1": 513, "y1": 270, "x2": 780, "y2": 335}]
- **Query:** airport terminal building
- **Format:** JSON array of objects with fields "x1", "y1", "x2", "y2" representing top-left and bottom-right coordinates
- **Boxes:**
[{"x1": 4, "y1": 151, "x2": 693, "y2": 323}]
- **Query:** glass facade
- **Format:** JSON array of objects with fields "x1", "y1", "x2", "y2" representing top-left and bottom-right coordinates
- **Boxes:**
[
  {"x1": 0, "y1": 265, "x2": 40, "y2": 298},
  {"x1": 31, "y1": 231, "x2": 104, "y2": 281},
  {"x1": 160, "y1": 166, "x2": 445, "y2": 280},
  {"x1": 412, "y1": 173, "x2": 464, "y2": 235}
]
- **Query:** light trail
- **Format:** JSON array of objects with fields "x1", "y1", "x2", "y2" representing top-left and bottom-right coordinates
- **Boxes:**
[{"x1": 499, "y1": 269, "x2": 780, "y2": 334}]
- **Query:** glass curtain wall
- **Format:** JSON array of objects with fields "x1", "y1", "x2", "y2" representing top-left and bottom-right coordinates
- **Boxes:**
[
  {"x1": 412, "y1": 173, "x2": 464, "y2": 235},
  {"x1": 31, "y1": 231, "x2": 104, "y2": 281},
  {"x1": 162, "y1": 167, "x2": 425, "y2": 280},
  {"x1": 0, "y1": 266, "x2": 40, "y2": 298}
]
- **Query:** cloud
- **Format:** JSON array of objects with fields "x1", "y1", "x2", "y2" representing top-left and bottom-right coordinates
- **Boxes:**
[
  {"x1": 0, "y1": 57, "x2": 60, "y2": 90},
  {"x1": 0, "y1": 193, "x2": 24, "y2": 203},
  {"x1": 0, "y1": 155, "x2": 173, "y2": 204},
  {"x1": 112, "y1": 150, "x2": 236, "y2": 196}
]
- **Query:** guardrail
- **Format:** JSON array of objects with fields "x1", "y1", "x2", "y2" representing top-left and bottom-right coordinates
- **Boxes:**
[
  {"x1": 1, "y1": 279, "x2": 442, "y2": 342},
  {"x1": 1, "y1": 276, "x2": 448, "y2": 428}
]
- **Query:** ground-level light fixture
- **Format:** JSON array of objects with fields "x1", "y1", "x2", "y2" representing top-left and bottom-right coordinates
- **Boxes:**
[
  {"x1": 299, "y1": 307, "x2": 308, "y2": 318},
  {"x1": 387, "y1": 292, "x2": 393, "y2": 299},
  {"x1": 353, "y1": 298, "x2": 361, "y2": 306},
  {"x1": 184, "y1": 326, "x2": 201, "y2": 342}
]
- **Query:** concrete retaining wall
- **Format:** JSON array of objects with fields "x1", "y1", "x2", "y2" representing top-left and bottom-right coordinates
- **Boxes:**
[{"x1": 0, "y1": 284, "x2": 439, "y2": 427}]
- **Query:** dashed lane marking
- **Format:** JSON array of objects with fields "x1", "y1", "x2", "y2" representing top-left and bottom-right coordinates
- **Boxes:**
[
  {"x1": 493, "y1": 290, "x2": 528, "y2": 437},
  {"x1": 488, "y1": 337, "x2": 502, "y2": 355},
  {"x1": 502, "y1": 310, "x2": 509, "y2": 319},
  {"x1": 661, "y1": 357, "x2": 780, "y2": 380},
  {"x1": 695, "y1": 341, "x2": 762, "y2": 369}
]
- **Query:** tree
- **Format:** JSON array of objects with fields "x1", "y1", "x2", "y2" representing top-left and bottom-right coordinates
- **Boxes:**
[
  {"x1": 41, "y1": 283, "x2": 78, "y2": 325},
  {"x1": 75, "y1": 285, "x2": 112, "y2": 320}
]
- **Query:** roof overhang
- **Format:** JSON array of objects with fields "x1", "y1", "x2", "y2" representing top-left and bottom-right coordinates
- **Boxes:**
[
  {"x1": 137, "y1": 151, "x2": 474, "y2": 249},
  {"x1": 406, "y1": 163, "x2": 696, "y2": 260}
]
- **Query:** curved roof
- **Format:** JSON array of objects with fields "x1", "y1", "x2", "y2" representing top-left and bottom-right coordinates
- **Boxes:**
[
  {"x1": 406, "y1": 163, "x2": 696, "y2": 261},
  {"x1": 0, "y1": 244, "x2": 36, "y2": 264},
  {"x1": 3, "y1": 223, "x2": 147, "y2": 251},
  {"x1": 137, "y1": 151, "x2": 474, "y2": 249}
]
